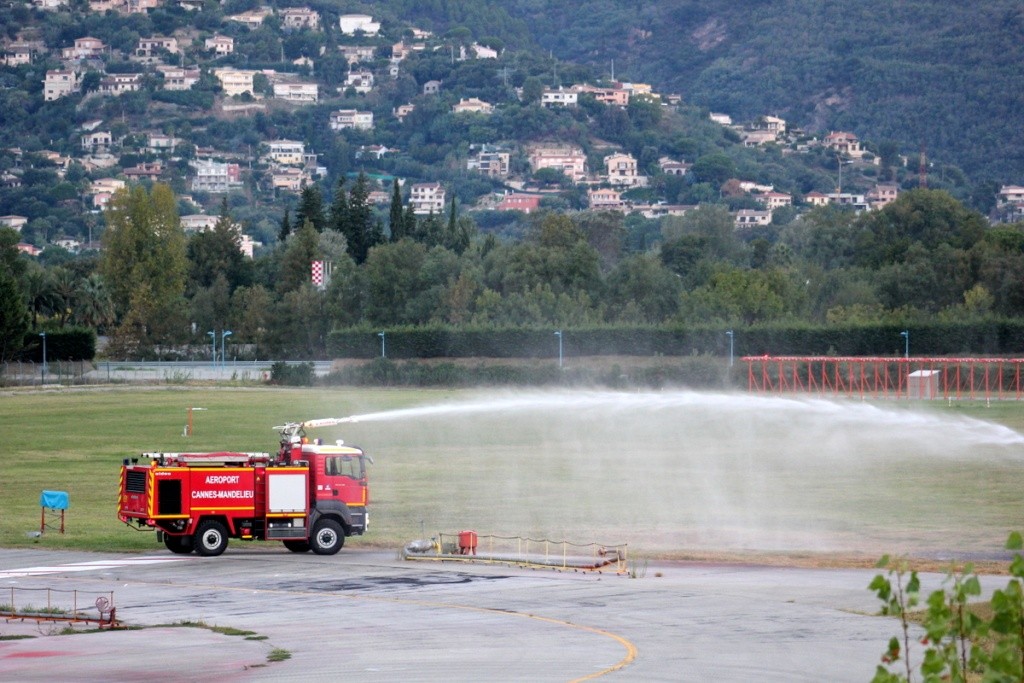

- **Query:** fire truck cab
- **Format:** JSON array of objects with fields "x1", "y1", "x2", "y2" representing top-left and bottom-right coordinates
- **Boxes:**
[{"x1": 117, "y1": 419, "x2": 369, "y2": 557}]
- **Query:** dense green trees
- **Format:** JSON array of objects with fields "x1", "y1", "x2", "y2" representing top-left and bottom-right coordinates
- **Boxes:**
[
  {"x1": 276, "y1": 219, "x2": 320, "y2": 295},
  {"x1": 853, "y1": 189, "x2": 988, "y2": 268},
  {"x1": 0, "y1": 269, "x2": 28, "y2": 353},
  {"x1": 335, "y1": 174, "x2": 385, "y2": 264},
  {"x1": 187, "y1": 201, "x2": 251, "y2": 292},
  {"x1": 9, "y1": 180, "x2": 1024, "y2": 360},
  {"x1": 604, "y1": 254, "x2": 682, "y2": 323},
  {"x1": 354, "y1": 239, "x2": 435, "y2": 325},
  {"x1": 100, "y1": 184, "x2": 188, "y2": 354}
]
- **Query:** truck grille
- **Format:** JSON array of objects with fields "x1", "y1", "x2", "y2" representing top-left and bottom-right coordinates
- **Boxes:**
[{"x1": 125, "y1": 470, "x2": 147, "y2": 493}]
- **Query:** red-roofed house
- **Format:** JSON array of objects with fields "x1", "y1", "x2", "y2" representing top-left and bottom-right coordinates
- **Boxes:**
[
  {"x1": 588, "y1": 188, "x2": 624, "y2": 210},
  {"x1": 758, "y1": 191, "x2": 792, "y2": 210},
  {"x1": 496, "y1": 193, "x2": 541, "y2": 213},
  {"x1": 824, "y1": 131, "x2": 865, "y2": 159},
  {"x1": 805, "y1": 191, "x2": 830, "y2": 207}
]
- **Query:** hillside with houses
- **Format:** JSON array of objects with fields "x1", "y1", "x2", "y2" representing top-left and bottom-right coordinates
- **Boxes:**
[
  {"x1": 484, "y1": 0, "x2": 1024, "y2": 185},
  {"x1": 3, "y1": 0, "x2": 1020, "y2": 254},
  {"x1": 1, "y1": 0, "x2": 1024, "y2": 362}
]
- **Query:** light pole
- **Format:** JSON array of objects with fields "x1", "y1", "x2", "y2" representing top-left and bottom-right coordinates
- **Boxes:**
[
  {"x1": 554, "y1": 330, "x2": 563, "y2": 368},
  {"x1": 221, "y1": 331, "x2": 232, "y2": 370},
  {"x1": 378, "y1": 331, "x2": 386, "y2": 358},
  {"x1": 900, "y1": 330, "x2": 909, "y2": 359},
  {"x1": 207, "y1": 330, "x2": 216, "y2": 367},
  {"x1": 837, "y1": 155, "x2": 852, "y2": 194},
  {"x1": 39, "y1": 332, "x2": 46, "y2": 379},
  {"x1": 726, "y1": 330, "x2": 734, "y2": 367}
]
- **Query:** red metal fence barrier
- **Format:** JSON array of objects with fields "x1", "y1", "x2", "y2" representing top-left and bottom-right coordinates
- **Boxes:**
[{"x1": 744, "y1": 356, "x2": 1024, "y2": 400}]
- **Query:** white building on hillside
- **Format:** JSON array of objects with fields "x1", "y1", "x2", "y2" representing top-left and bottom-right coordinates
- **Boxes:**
[
  {"x1": 280, "y1": 7, "x2": 319, "y2": 30},
  {"x1": 214, "y1": 68, "x2": 257, "y2": 97},
  {"x1": 44, "y1": 70, "x2": 79, "y2": 101},
  {"x1": 274, "y1": 81, "x2": 318, "y2": 102},
  {"x1": 329, "y1": 109, "x2": 374, "y2": 131},
  {"x1": 528, "y1": 145, "x2": 587, "y2": 182},
  {"x1": 191, "y1": 160, "x2": 242, "y2": 193},
  {"x1": 410, "y1": 182, "x2": 445, "y2": 214},
  {"x1": 604, "y1": 152, "x2": 647, "y2": 187},
  {"x1": 339, "y1": 14, "x2": 380, "y2": 35},
  {"x1": 267, "y1": 139, "x2": 305, "y2": 165}
]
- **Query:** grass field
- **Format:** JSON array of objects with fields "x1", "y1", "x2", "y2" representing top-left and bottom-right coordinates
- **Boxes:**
[
  {"x1": 3, "y1": 385, "x2": 1024, "y2": 561},
  {"x1": 0, "y1": 386, "x2": 435, "y2": 552}
]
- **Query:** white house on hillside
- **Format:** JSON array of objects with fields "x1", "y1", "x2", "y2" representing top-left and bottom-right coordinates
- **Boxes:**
[
  {"x1": 605, "y1": 152, "x2": 647, "y2": 187},
  {"x1": 329, "y1": 109, "x2": 374, "y2": 131},
  {"x1": 410, "y1": 182, "x2": 445, "y2": 214},
  {"x1": 339, "y1": 14, "x2": 380, "y2": 35}
]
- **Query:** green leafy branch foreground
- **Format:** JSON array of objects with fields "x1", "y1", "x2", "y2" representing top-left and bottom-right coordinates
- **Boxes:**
[{"x1": 870, "y1": 532, "x2": 1024, "y2": 682}]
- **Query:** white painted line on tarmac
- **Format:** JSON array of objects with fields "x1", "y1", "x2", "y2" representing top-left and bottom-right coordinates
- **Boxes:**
[{"x1": 0, "y1": 556, "x2": 194, "y2": 579}]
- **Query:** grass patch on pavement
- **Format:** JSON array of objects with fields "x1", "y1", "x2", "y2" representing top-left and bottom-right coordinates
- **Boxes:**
[{"x1": 267, "y1": 648, "x2": 291, "y2": 662}]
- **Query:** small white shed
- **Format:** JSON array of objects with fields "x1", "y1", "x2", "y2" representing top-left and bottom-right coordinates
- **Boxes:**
[{"x1": 907, "y1": 369, "x2": 940, "y2": 399}]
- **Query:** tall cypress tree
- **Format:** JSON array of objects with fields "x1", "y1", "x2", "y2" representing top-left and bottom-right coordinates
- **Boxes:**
[
  {"x1": 295, "y1": 185, "x2": 326, "y2": 233},
  {"x1": 446, "y1": 195, "x2": 457, "y2": 241},
  {"x1": 278, "y1": 209, "x2": 292, "y2": 242},
  {"x1": 329, "y1": 178, "x2": 349, "y2": 235},
  {"x1": 443, "y1": 195, "x2": 470, "y2": 253},
  {"x1": 188, "y1": 199, "x2": 247, "y2": 292},
  {"x1": 389, "y1": 178, "x2": 405, "y2": 241},
  {"x1": 403, "y1": 204, "x2": 417, "y2": 242},
  {"x1": 417, "y1": 211, "x2": 444, "y2": 247},
  {"x1": 346, "y1": 173, "x2": 383, "y2": 263}
]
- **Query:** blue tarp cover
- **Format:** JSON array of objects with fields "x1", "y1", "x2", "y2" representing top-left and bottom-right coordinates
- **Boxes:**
[{"x1": 40, "y1": 490, "x2": 69, "y2": 510}]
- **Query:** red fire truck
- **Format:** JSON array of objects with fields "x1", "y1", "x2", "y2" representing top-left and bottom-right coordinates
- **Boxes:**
[{"x1": 117, "y1": 419, "x2": 370, "y2": 556}]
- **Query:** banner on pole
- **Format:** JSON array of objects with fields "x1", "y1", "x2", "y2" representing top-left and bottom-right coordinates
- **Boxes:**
[{"x1": 311, "y1": 261, "x2": 331, "y2": 290}]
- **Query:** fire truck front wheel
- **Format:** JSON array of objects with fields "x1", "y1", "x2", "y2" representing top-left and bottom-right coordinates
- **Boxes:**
[
  {"x1": 310, "y1": 519, "x2": 345, "y2": 555},
  {"x1": 194, "y1": 520, "x2": 229, "y2": 557}
]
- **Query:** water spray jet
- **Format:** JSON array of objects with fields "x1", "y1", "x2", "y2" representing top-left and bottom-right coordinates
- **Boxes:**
[{"x1": 346, "y1": 389, "x2": 1024, "y2": 558}]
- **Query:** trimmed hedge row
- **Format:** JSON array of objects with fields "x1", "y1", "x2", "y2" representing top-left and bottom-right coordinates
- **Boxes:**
[
  {"x1": 20, "y1": 328, "x2": 97, "y2": 361},
  {"x1": 327, "y1": 320, "x2": 1024, "y2": 360},
  {"x1": 269, "y1": 361, "x2": 314, "y2": 386},
  {"x1": 321, "y1": 356, "x2": 735, "y2": 389}
]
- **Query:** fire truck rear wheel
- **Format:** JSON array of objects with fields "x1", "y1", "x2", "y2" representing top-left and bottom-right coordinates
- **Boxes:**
[
  {"x1": 283, "y1": 540, "x2": 310, "y2": 553},
  {"x1": 194, "y1": 520, "x2": 229, "y2": 557},
  {"x1": 311, "y1": 519, "x2": 344, "y2": 555},
  {"x1": 164, "y1": 534, "x2": 194, "y2": 554}
]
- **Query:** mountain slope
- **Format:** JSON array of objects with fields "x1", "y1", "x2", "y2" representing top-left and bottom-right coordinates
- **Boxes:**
[{"x1": 478, "y1": 0, "x2": 1024, "y2": 182}]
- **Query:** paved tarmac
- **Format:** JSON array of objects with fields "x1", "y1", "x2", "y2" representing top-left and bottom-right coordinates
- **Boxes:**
[{"x1": 0, "y1": 547, "x2": 1004, "y2": 682}]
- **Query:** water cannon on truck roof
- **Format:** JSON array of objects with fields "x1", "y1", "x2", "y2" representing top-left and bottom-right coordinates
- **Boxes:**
[{"x1": 117, "y1": 417, "x2": 370, "y2": 557}]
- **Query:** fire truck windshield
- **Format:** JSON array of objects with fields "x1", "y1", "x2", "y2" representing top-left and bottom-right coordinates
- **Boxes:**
[{"x1": 325, "y1": 455, "x2": 362, "y2": 479}]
